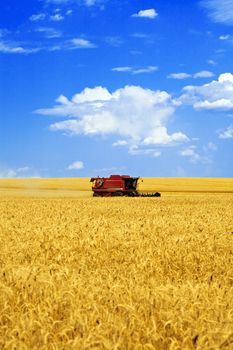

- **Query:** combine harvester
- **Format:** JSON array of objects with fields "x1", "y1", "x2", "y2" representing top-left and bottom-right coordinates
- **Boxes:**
[{"x1": 90, "y1": 175, "x2": 161, "y2": 197}]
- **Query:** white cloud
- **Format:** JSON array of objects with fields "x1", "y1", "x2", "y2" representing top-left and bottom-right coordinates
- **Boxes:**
[
  {"x1": 200, "y1": 0, "x2": 233, "y2": 25},
  {"x1": 0, "y1": 42, "x2": 26, "y2": 53},
  {"x1": 36, "y1": 27, "x2": 63, "y2": 38},
  {"x1": 207, "y1": 59, "x2": 217, "y2": 65},
  {"x1": 206, "y1": 141, "x2": 217, "y2": 151},
  {"x1": 17, "y1": 166, "x2": 31, "y2": 173},
  {"x1": 219, "y1": 34, "x2": 231, "y2": 40},
  {"x1": 129, "y1": 146, "x2": 161, "y2": 157},
  {"x1": 168, "y1": 71, "x2": 214, "y2": 79},
  {"x1": 219, "y1": 34, "x2": 233, "y2": 44},
  {"x1": 0, "y1": 41, "x2": 40, "y2": 54},
  {"x1": 66, "y1": 9, "x2": 73, "y2": 15},
  {"x1": 180, "y1": 144, "x2": 215, "y2": 164},
  {"x1": 67, "y1": 161, "x2": 84, "y2": 170},
  {"x1": 94, "y1": 166, "x2": 126, "y2": 174},
  {"x1": 35, "y1": 85, "x2": 188, "y2": 150},
  {"x1": 105, "y1": 36, "x2": 124, "y2": 47},
  {"x1": 69, "y1": 38, "x2": 97, "y2": 48},
  {"x1": 180, "y1": 146, "x2": 202, "y2": 163},
  {"x1": 131, "y1": 33, "x2": 152, "y2": 39},
  {"x1": 45, "y1": 0, "x2": 104, "y2": 6},
  {"x1": 50, "y1": 13, "x2": 64, "y2": 21},
  {"x1": 143, "y1": 128, "x2": 188, "y2": 145},
  {"x1": 29, "y1": 13, "x2": 46, "y2": 21},
  {"x1": 112, "y1": 140, "x2": 128, "y2": 147},
  {"x1": 0, "y1": 169, "x2": 17, "y2": 178},
  {"x1": 193, "y1": 70, "x2": 214, "y2": 78},
  {"x1": 132, "y1": 9, "x2": 158, "y2": 19},
  {"x1": 180, "y1": 73, "x2": 233, "y2": 110},
  {"x1": 219, "y1": 125, "x2": 233, "y2": 138},
  {"x1": 112, "y1": 67, "x2": 132, "y2": 72},
  {"x1": 133, "y1": 66, "x2": 158, "y2": 74},
  {"x1": 112, "y1": 66, "x2": 158, "y2": 75},
  {"x1": 168, "y1": 73, "x2": 192, "y2": 80},
  {"x1": 0, "y1": 166, "x2": 40, "y2": 178}
]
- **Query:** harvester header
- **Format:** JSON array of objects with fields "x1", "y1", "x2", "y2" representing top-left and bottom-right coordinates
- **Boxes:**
[{"x1": 90, "y1": 175, "x2": 160, "y2": 197}]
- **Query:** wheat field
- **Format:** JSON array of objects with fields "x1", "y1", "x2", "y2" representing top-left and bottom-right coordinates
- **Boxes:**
[{"x1": 0, "y1": 178, "x2": 233, "y2": 349}]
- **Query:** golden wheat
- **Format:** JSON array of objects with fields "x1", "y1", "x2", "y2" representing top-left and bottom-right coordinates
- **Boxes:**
[{"x1": 0, "y1": 179, "x2": 233, "y2": 349}]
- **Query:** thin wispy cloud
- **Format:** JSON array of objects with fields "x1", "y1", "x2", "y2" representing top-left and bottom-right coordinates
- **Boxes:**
[
  {"x1": 0, "y1": 41, "x2": 40, "y2": 54},
  {"x1": 219, "y1": 34, "x2": 231, "y2": 40},
  {"x1": 131, "y1": 33, "x2": 152, "y2": 39},
  {"x1": 68, "y1": 38, "x2": 97, "y2": 49},
  {"x1": 50, "y1": 13, "x2": 64, "y2": 21},
  {"x1": 168, "y1": 73, "x2": 192, "y2": 80},
  {"x1": 66, "y1": 9, "x2": 73, "y2": 15},
  {"x1": 29, "y1": 13, "x2": 46, "y2": 21},
  {"x1": 180, "y1": 146, "x2": 202, "y2": 163},
  {"x1": 179, "y1": 145, "x2": 213, "y2": 164},
  {"x1": 193, "y1": 70, "x2": 214, "y2": 78},
  {"x1": 0, "y1": 165, "x2": 40, "y2": 178},
  {"x1": 168, "y1": 71, "x2": 214, "y2": 79},
  {"x1": 129, "y1": 147, "x2": 161, "y2": 157},
  {"x1": 219, "y1": 125, "x2": 233, "y2": 139},
  {"x1": 207, "y1": 59, "x2": 217, "y2": 65},
  {"x1": 36, "y1": 27, "x2": 63, "y2": 38},
  {"x1": 105, "y1": 36, "x2": 124, "y2": 47},
  {"x1": 112, "y1": 66, "x2": 158, "y2": 74},
  {"x1": 200, "y1": 0, "x2": 233, "y2": 25},
  {"x1": 45, "y1": 0, "x2": 105, "y2": 7},
  {"x1": 67, "y1": 161, "x2": 84, "y2": 170},
  {"x1": 219, "y1": 34, "x2": 233, "y2": 45},
  {"x1": 132, "y1": 9, "x2": 158, "y2": 19}
]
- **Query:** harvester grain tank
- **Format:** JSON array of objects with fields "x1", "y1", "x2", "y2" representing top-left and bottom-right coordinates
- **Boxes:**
[{"x1": 90, "y1": 175, "x2": 161, "y2": 197}]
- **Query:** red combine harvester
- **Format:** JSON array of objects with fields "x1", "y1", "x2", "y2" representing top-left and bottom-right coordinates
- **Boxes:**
[{"x1": 90, "y1": 175, "x2": 161, "y2": 197}]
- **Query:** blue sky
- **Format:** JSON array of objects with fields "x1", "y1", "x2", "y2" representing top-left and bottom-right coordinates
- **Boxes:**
[{"x1": 1, "y1": 0, "x2": 233, "y2": 178}]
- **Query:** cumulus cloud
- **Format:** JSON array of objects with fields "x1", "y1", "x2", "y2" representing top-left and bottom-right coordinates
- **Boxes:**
[
  {"x1": 180, "y1": 73, "x2": 233, "y2": 110},
  {"x1": 168, "y1": 71, "x2": 214, "y2": 80},
  {"x1": 112, "y1": 66, "x2": 158, "y2": 74},
  {"x1": 200, "y1": 0, "x2": 233, "y2": 25},
  {"x1": 67, "y1": 161, "x2": 84, "y2": 170},
  {"x1": 132, "y1": 9, "x2": 158, "y2": 19},
  {"x1": 35, "y1": 85, "x2": 188, "y2": 150},
  {"x1": 219, "y1": 125, "x2": 233, "y2": 138}
]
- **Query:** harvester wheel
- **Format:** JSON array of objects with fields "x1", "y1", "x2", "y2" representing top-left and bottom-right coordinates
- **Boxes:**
[
  {"x1": 112, "y1": 192, "x2": 123, "y2": 196},
  {"x1": 95, "y1": 179, "x2": 104, "y2": 188},
  {"x1": 127, "y1": 192, "x2": 134, "y2": 197}
]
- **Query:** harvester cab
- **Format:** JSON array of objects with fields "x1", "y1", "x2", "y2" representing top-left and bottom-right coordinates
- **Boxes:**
[{"x1": 90, "y1": 175, "x2": 160, "y2": 197}]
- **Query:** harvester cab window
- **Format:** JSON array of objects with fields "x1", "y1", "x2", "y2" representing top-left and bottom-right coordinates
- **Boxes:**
[{"x1": 125, "y1": 179, "x2": 137, "y2": 190}]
